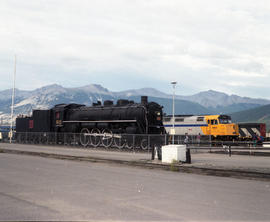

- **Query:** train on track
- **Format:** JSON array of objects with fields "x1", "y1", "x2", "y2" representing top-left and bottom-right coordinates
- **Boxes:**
[
  {"x1": 15, "y1": 96, "x2": 165, "y2": 149},
  {"x1": 163, "y1": 114, "x2": 239, "y2": 140},
  {"x1": 163, "y1": 114, "x2": 266, "y2": 141},
  {"x1": 238, "y1": 122, "x2": 266, "y2": 140},
  {"x1": 14, "y1": 96, "x2": 267, "y2": 148}
]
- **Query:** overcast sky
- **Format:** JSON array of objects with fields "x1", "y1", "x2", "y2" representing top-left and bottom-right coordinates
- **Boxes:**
[{"x1": 0, "y1": 0, "x2": 270, "y2": 98}]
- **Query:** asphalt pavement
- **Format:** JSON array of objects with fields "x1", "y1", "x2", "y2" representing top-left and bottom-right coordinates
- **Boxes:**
[
  {"x1": 1, "y1": 153, "x2": 270, "y2": 221},
  {"x1": 1, "y1": 143, "x2": 270, "y2": 180}
]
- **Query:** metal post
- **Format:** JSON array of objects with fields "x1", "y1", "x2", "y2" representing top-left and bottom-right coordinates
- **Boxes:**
[
  {"x1": 171, "y1": 81, "x2": 177, "y2": 144},
  {"x1": 209, "y1": 135, "x2": 212, "y2": 152},
  {"x1": 132, "y1": 134, "x2": 135, "y2": 153},
  {"x1": 148, "y1": 135, "x2": 150, "y2": 153},
  {"x1": 9, "y1": 55, "x2": 16, "y2": 143}
]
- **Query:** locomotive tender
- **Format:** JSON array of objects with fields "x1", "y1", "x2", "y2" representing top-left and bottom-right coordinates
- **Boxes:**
[{"x1": 16, "y1": 96, "x2": 165, "y2": 148}]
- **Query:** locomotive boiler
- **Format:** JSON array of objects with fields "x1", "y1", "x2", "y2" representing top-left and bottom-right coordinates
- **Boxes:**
[{"x1": 16, "y1": 96, "x2": 165, "y2": 149}]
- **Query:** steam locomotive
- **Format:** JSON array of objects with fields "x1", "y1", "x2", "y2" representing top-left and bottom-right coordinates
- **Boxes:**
[{"x1": 16, "y1": 96, "x2": 165, "y2": 149}]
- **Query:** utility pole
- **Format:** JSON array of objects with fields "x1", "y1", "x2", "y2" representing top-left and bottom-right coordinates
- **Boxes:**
[
  {"x1": 171, "y1": 81, "x2": 177, "y2": 144},
  {"x1": 10, "y1": 55, "x2": 16, "y2": 143}
]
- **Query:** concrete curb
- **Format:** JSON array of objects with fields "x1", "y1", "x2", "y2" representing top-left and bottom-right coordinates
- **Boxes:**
[
  {"x1": 212, "y1": 150, "x2": 270, "y2": 156},
  {"x1": 1, "y1": 148, "x2": 270, "y2": 181}
]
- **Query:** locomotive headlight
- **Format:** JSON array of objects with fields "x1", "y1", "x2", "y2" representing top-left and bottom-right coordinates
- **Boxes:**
[{"x1": 156, "y1": 112, "x2": 161, "y2": 121}]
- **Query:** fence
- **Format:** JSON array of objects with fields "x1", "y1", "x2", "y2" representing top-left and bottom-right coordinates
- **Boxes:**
[
  {"x1": 1, "y1": 132, "x2": 210, "y2": 150},
  {"x1": 2, "y1": 132, "x2": 270, "y2": 156}
]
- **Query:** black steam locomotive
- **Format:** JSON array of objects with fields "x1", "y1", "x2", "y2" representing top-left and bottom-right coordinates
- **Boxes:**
[{"x1": 16, "y1": 96, "x2": 165, "y2": 149}]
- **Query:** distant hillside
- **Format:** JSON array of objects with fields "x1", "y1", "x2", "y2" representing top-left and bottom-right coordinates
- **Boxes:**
[
  {"x1": 0, "y1": 84, "x2": 211, "y2": 124},
  {"x1": 117, "y1": 88, "x2": 270, "y2": 108},
  {"x1": 213, "y1": 103, "x2": 262, "y2": 114},
  {"x1": 126, "y1": 96, "x2": 212, "y2": 115},
  {"x1": 1, "y1": 84, "x2": 269, "y2": 124},
  {"x1": 230, "y1": 104, "x2": 270, "y2": 131},
  {"x1": 181, "y1": 90, "x2": 270, "y2": 108}
]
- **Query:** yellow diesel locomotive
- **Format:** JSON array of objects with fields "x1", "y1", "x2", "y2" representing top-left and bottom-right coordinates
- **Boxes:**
[{"x1": 163, "y1": 114, "x2": 239, "y2": 139}]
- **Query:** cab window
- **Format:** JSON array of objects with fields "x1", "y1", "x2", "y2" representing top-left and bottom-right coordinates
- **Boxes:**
[
  {"x1": 197, "y1": 117, "x2": 204, "y2": 122},
  {"x1": 211, "y1": 119, "x2": 218, "y2": 125},
  {"x1": 219, "y1": 115, "x2": 232, "y2": 124},
  {"x1": 163, "y1": 117, "x2": 171, "y2": 122},
  {"x1": 175, "y1": 118, "x2": 184, "y2": 122},
  {"x1": 219, "y1": 119, "x2": 232, "y2": 124}
]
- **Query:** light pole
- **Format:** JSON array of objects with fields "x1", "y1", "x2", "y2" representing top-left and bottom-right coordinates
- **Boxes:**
[
  {"x1": 10, "y1": 55, "x2": 16, "y2": 143},
  {"x1": 171, "y1": 81, "x2": 177, "y2": 144}
]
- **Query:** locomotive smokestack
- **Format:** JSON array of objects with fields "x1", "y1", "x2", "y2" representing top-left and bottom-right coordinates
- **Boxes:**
[{"x1": 141, "y1": 96, "x2": 148, "y2": 105}]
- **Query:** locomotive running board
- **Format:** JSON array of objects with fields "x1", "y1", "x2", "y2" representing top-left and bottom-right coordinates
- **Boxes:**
[
  {"x1": 63, "y1": 120, "x2": 137, "y2": 123},
  {"x1": 82, "y1": 133, "x2": 122, "y2": 139}
]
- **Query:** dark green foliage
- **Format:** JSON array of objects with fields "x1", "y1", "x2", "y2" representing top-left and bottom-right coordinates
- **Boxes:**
[
  {"x1": 230, "y1": 104, "x2": 270, "y2": 131},
  {"x1": 212, "y1": 103, "x2": 262, "y2": 114}
]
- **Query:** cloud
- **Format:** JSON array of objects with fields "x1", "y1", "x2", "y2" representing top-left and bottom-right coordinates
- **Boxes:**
[{"x1": 0, "y1": 0, "x2": 270, "y2": 99}]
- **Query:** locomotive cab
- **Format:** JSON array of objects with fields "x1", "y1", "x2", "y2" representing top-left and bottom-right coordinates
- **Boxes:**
[
  {"x1": 204, "y1": 115, "x2": 238, "y2": 139},
  {"x1": 51, "y1": 103, "x2": 85, "y2": 132}
]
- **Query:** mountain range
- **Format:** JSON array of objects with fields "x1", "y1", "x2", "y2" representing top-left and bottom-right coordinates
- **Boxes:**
[{"x1": 0, "y1": 84, "x2": 269, "y2": 126}]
